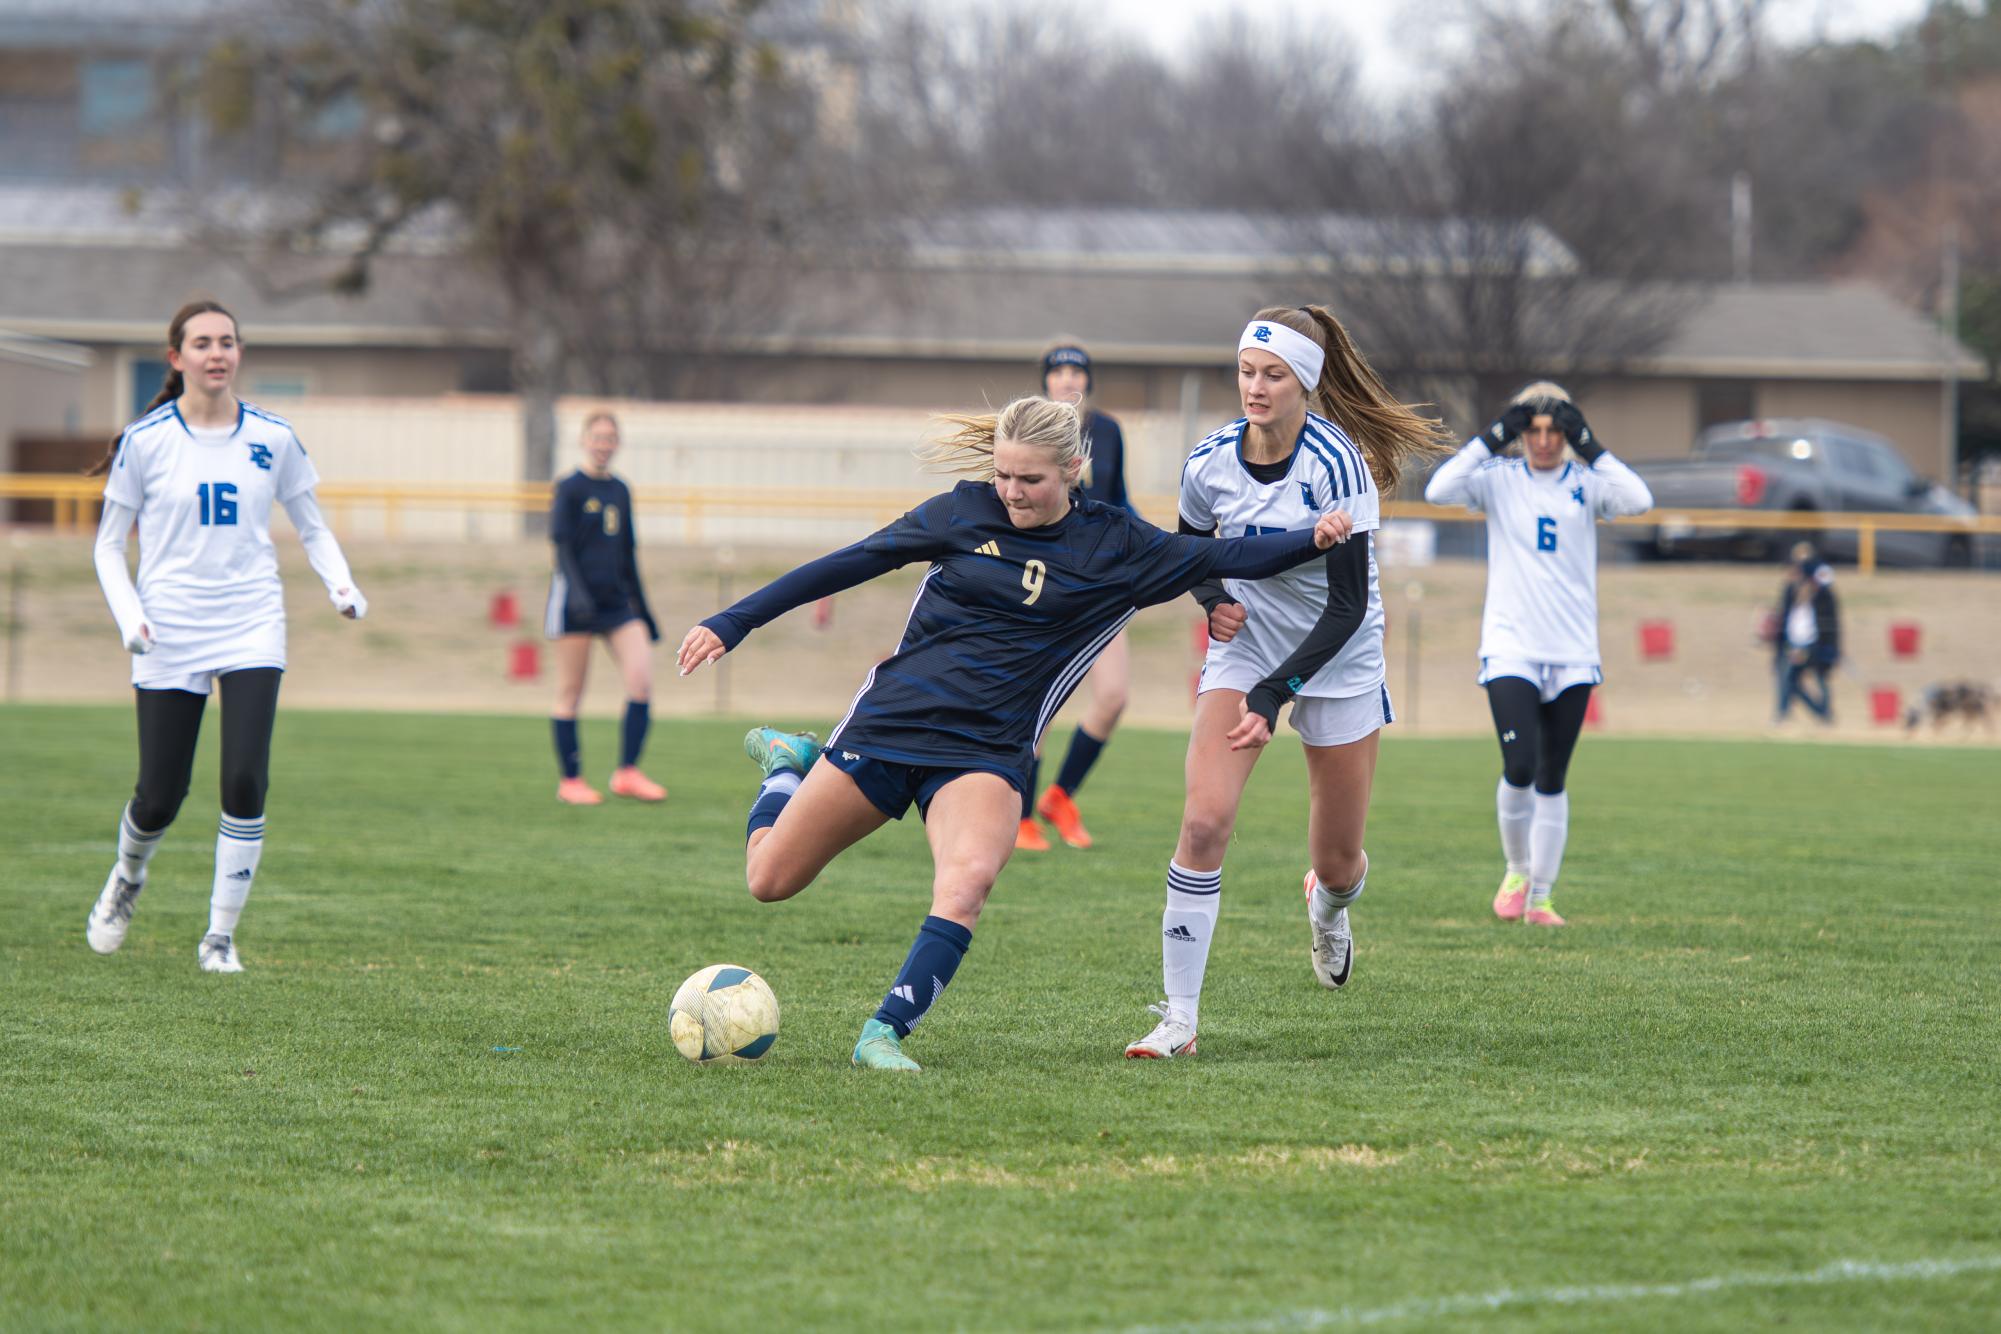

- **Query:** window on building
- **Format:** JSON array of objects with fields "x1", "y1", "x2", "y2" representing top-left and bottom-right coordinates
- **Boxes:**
[
  {"x1": 80, "y1": 59, "x2": 154, "y2": 137},
  {"x1": 131, "y1": 359, "x2": 170, "y2": 420},
  {"x1": 1696, "y1": 380, "x2": 1755, "y2": 430}
]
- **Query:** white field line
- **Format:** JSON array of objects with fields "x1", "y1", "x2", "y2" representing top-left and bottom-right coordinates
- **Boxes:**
[{"x1": 1123, "y1": 1255, "x2": 2001, "y2": 1332}]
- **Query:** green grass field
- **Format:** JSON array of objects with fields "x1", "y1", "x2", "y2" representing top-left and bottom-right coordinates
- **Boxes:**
[{"x1": 3, "y1": 704, "x2": 1998, "y2": 1331}]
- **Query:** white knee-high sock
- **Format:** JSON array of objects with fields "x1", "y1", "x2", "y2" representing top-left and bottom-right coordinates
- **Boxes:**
[
  {"x1": 1308, "y1": 852, "x2": 1367, "y2": 927},
  {"x1": 117, "y1": 802, "x2": 165, "y2": 884},
  {"x1": 1497, "y1": 779, "x2": 1533, "y2": 876},
  {"x1": 210, "y1": 814, "x2": 265, "y2": 937},
  {"x1": 1529, "y1": 790, "x2": 1569, "y2": 901},
  {"x1": 1162, "y1": 861, "x2": 1221, "y2": 1028}
]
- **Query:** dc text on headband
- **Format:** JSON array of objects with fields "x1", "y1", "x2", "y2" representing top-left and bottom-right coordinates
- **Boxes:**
[{"x1": 1237, "y1": 321, "x2": 1323, "y2": 392}]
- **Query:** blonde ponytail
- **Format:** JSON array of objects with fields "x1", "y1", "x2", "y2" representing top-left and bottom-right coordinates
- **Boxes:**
[{"x1": 919, "y1": 396, "x2": 1087, "y2": 481}]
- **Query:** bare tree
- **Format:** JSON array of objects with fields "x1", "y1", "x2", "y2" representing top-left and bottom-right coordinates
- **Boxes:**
[{"x1": 192, "y1": 0, "x2": 856, "y2": 501}]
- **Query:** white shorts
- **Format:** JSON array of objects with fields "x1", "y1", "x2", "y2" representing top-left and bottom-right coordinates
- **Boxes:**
[
  {"x1": 133, "y1": 660, "x2": 287, "y2": 696},
  {"x1": 1200, "y1": 671, "x2": 1394, "y2": 748},
  {"x1": 1477, "y1": 657, "x2": 1602, "y2": 703}
]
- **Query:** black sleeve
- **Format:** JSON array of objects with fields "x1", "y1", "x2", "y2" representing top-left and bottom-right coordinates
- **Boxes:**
[
  {"x1": 1178, "y1": 515, "x2": 1237, "y2": 615},
  {"x1": 1102, "y1": 418, "x2": 1138, "y2": 519},
  {"x1": 1243, "y1": 535, "x2": 1371, "y2": 729},
  {"x1": 700, "y1": 491, "x2": 955, "y2": 650},
  {"x1": 549, "y1": 480, "x2": 593, "y2": 616},
  {"x1": 1127, "y1": 520, "x2": 1319, "y2": 608}
]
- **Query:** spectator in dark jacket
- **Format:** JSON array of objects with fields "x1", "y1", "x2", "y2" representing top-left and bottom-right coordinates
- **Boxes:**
[{"x1": 1774, "y1": 542, "x2": 1839, "y2": 723}]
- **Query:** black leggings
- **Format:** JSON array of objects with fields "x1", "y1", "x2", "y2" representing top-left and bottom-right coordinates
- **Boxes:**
[
  {"x1": 129, "y1": 668, "x2": 283, "y2": 831},
  {"x1": 1485, "y1": 677, "x2": 1592, "y2": 795}
]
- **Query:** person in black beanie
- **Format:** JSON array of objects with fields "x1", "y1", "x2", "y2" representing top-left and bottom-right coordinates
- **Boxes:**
[{"x1": 1019, "y1": 340, "x2": 1138, "y2": 852}]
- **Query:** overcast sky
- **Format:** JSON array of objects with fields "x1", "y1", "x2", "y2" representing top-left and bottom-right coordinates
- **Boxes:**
[{"x1": 1007, "y1": 0, "x2": 1936, "y2": 104}]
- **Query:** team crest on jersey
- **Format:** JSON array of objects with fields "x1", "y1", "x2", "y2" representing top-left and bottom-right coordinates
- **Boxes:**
[
  {"x1": 583, "y1": 497, "x2": 602, "y2": 513},
  {"x1": 1571, "y1": 486, "x2": 1586, "y2": 506},
  {"x1": 247, "y1": 443, "x2": 272, "y2": 471}
]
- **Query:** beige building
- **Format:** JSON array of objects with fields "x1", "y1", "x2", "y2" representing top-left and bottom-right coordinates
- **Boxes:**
[{"x1": 1, "y1": 195, "x2": 1982, "y2": 489}]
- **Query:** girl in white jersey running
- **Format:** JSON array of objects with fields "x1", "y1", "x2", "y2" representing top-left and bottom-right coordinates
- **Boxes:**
[
  {"x1": 1126, "y1": 305, "x2": 1454, "y2": 1059},
  {"x1": 85, "y1": 300, "x2": 368, "y2": 973},
  {"x1": 1424, "y1": 383, "x2": 1653, "y2": 926}
]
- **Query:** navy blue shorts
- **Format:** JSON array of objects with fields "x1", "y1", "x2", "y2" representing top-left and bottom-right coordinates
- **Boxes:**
[
  {"x1": 545, "y1": 577, "x2": 656, "y2": 640},
  {"x1": 824, "y1": 747, "x2": 1025, "y2": 822}
]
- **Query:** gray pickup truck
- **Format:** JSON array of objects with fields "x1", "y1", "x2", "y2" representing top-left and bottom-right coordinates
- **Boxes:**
[{"x1": 1626, "y1": 418, "x2": 1981, "y2": 567}]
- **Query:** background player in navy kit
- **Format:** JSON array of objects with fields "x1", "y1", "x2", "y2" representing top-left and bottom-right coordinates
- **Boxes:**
[
  {"x1": 1425, "y1": 382, "x2": 1653, "y2": 926},
  {"x1": 676, "y1": 396, "x2": 1354, "y2": 1072},
  {"x1": 86, "y1": 300, "x2": 367, "y2": 973},
  {"x1": 545, "y1": 412, "x2": 665, "y2": 805},
  {"x1": 1126, "y1": 305, "x2": 1454, "y2": 1060},
  {"x1": 1020, "y1": 342, "x2": 1136, "y2": 852}
]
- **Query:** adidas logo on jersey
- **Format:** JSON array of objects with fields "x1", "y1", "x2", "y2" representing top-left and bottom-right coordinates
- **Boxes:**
[
  {"x1": 974, "y1": 540, "x2": 1001, "y2": 557},
  {"x1": 1164, "y1": 924, "x2": 1198, "y2": 942}
]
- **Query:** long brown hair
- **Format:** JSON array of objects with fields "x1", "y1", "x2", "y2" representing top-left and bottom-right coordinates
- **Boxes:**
[
  {"x1": 1250, "y1": 305, "x2": 1454, "y2": 493},
  {"x1": 87, "y1": 299, "x2": 237, "y2": 476}
]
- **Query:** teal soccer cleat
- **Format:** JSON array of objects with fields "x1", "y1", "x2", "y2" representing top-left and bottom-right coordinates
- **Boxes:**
[
  {"x1": 743, "y1": 726, "x2": 822, "y2": 779},
  {"x1": 851, "y1": 1018, "x2": 922, "y2": 1072}
]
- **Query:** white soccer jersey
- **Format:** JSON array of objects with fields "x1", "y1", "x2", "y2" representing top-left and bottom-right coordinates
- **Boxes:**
[
  {"x1": 1179, "y1": 413, "x2": 1385, "y2": 698},
  {"x1": 1424, "y1": 441, "x2": 1653, "y2": 665},
  {"x1": 100, "y1": 401, "x2": 320, "y2": 687}
]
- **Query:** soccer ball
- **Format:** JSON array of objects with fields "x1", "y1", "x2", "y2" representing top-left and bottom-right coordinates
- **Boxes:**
[{"x1": 669, "y1": 964, "x2": 780, "y2": 1065}]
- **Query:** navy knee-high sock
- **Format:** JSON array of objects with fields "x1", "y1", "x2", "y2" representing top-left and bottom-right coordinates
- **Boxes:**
[
  {"x1": 1052, "y1": 725, "x2": 1107, "y2": 797},
  {"x1": 746, "y1": 771, "x2": 801, "y2": 842},
  {"x1": 552, "y1": 718, "x2": 580, "y2": 780},
  {"x1": 620, "y1": 700, "x2": 650, "y2": 767},
  {"x1": 874, "y1": 915, "x2": 973, "y2": 1037}
]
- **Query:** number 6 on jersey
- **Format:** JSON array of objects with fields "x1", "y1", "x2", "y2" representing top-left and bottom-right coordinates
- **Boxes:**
[{"x1": 1021, "y1": 558, "x2": 1046, "y2": 605}]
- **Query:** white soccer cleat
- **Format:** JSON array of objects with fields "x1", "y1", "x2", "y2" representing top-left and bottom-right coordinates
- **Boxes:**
[
  {"x1": 1305, "y1": 871, "x2": 1354, "y2": 990},
  {"x1": 1124, "y1": 1002, "x2": 1197, "y2": 1059},
  {"x1": 86, "y1": 869, "x2": 144, "y2": 955},
  {"x1": 197, "y1": 933, "x2": 243, "y2": 974}
]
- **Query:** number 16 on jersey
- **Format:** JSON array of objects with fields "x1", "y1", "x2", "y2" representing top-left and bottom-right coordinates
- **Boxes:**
[{"x1": 197, "y1": 482, "x2": 239, "y2": 526}]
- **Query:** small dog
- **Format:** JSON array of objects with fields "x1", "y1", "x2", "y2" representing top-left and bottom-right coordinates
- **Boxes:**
[{"x1": 1906, "y1": 681, "x2": 1995, "y2": 733}]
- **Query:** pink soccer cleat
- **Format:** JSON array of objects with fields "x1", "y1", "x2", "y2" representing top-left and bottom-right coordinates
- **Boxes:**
[{"x1": 608, "y1": 766, "x2": 667, "y2": 802}]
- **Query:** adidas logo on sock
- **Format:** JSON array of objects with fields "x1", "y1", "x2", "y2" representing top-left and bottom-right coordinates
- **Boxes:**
[
  {"x1": 891, "y1": 984, "x2": 916, "y2": 1005},
  {"x1": 226, "y1": 868, "x2": 254, "y2": 881},
  {"x1": 974, "y1": 540, "x2": 1001, "y2": 556},
  {"x1": 1163, "y1": 924, "x2": 1198, "y2": 942}
]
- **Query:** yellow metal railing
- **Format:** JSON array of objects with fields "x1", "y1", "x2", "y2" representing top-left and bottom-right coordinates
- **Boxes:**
[{"x1": 6, "y1": 476, "x2": 1997, "y2": 575}]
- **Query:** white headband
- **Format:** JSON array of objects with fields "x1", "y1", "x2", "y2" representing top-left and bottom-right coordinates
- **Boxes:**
[{"x1": 1238, "y1": 320, "x2": 1324, "y2": 391}]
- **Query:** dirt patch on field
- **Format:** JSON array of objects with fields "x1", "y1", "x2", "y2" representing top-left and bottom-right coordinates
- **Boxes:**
[{"x1": 5, "y1": 529, "x2": 1996, "y2": 744}]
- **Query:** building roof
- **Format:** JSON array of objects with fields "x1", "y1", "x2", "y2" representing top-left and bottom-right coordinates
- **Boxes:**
[{"x1": 0, "y1": 188, "x2": 1980, "y2": 379}]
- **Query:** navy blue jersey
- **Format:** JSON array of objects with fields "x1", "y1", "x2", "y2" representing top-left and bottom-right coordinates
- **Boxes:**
[
  {"x1": 549, "y1": 470, "x2": 657, "y2": 639},
  {"x1": 703, "y1": 480, "x2": 1325, "y2": 780},
  {"x1": 1076, "y1": 411, "x2": 1138, "y2": 516},
  {"x1": 552, "y1": 471, "x2": 639, "y2": 602}
]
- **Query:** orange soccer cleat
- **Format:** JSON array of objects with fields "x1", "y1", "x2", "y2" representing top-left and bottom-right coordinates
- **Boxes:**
[
  {"x1": 1524, "y1": 899, "x2": 1567, "y2": 927},
  {"x1": 1034, "y1": 785, "x2": 1093, "y2": 849},
  {"x1": 609, "y1": 766, "x2": 667, "y2": 802},
  {"x1": 1014, "y1": 817, "x2": 1050, "y2": 852},
  {"x1": 557, "y1": 776, "x2": 604, "y2": 806},
  {"x1": 1493, "y1": 872, "x2": 1528, "y2": 921}
]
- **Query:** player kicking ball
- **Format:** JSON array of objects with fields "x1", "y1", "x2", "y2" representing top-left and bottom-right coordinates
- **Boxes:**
[
  {"x1": 1424, "y1": 384, "x2": 1652, "y2": 926},
  {"x1": 678, "y1": 396, "x2": 1354, "y2": 1071}
]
